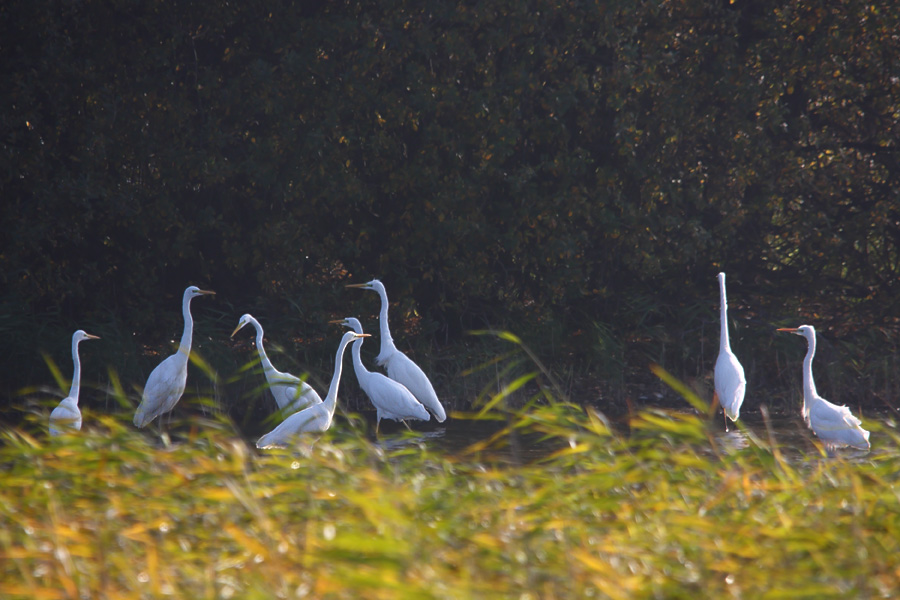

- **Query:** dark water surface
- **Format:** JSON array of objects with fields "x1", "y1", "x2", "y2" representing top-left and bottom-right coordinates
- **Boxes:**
[{"x1": 346, "y1": 406, "x2": 896, "y2": 466}]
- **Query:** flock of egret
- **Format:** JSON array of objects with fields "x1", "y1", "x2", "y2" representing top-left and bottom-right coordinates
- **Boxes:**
[
  {"x1": 715, "y1": 273, "x2": 870, "y2": 452},
  {"x1": 48, "y1": 280, "x2": 448, "y2": 448},
  {"x1": 330, "y1": 317, "x2": 431, "y2": 433},
  {"x1": 255, "y1": 330, "x2": 368, "y2": 449},
  {"x1": 48, "y1": 274, "x2": 871, "y2": 453}
]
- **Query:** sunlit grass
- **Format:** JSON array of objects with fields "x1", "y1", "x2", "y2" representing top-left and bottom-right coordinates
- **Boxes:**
[
  {"x1": 3, "y1": 391, "x2": 900, "y2": 600},
  {"x1": 4, "y1": 332, "x2": 900, "y2": 598}
]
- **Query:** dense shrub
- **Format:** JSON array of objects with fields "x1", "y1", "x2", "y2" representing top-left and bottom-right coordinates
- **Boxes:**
[{"x1": 2, "y1": 0, "x2": 898, "y2": 410}]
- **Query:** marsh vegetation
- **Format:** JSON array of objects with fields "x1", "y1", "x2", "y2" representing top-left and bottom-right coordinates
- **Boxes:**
[
  {"x1": 4, "y1": 332, "x2": 900, "y2": 598},
  {"x1": 3, "y1": 394, "x2": 900, "y2": 598}
]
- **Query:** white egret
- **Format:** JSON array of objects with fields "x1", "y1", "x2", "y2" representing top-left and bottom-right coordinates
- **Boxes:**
[
  {"x1": 133, "y1": 285, "x2": 215, "y2": 428},
  {"x1": 256, "y1": 331, "x2": 368, "y2": 448},
  {"x1": 346, "y1": 279, "x2": 447, "y2": 422},
  {"x1": 330, "y1": 317, "x2": 430, "y2": 433},
  {"x1": 777, "y1": 325, "x2": 870, "y2": 452},
  {"x1": 231, "y1": 314, "x2": 322, "y2": 416},
  {"x1": 49, "y1": 330, "x2": 100, "y2": 435},
  {"x1": 714, "y1": 272, "x2": 746, "y2": 428}
]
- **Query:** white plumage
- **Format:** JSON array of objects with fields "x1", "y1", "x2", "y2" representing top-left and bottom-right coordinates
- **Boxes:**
[
  {"x1": 331, "y1": 317, "x2": 430, "y2": 433},
  {"x1": 256, "y1": 331, "x2": 367, "y2": 448},
  {"x1": 231, "y1": 314, "x2": 322, "y2": 416},
  {"x1": 49, "y1": 330, "x2": 99, "y2": 436},
  {"x1": 778, "y1": 325, "x2": 870, "y2": 452},
  {"x1": 714, "y1": 272, "x2": 746, "y2": 426},
  {"x1": 133, "y1": 285, "x2": 214, "y2": 428},
  {"x1": 346, "y1": 279, "x2": 447, "y2": 422}
]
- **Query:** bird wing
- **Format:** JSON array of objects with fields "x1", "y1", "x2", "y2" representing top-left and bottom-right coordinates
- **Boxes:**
[
  {"x1": 49, "y1": 399, "x2": 82, "y2": 435},
  {"x1": 385, "y1": 351, "x2": 445, "y2": 422},
  {"x1": 809, "y1": 400, "x2": 870, "y2": 449},
  {"x1": 277, "y1": 382, "x2": 324, "y2": 415},
  {"x1": 134, "y1": 353, "x2": 189, "y2": 427},
  {"x1": 265, "y1": 367, "x2": 302, "y2": 387},
  {"x1": 264, "y1": 366, "x2": 323, "y2": 414},
  {"x1": 256, "y1": 405, "x2": 329, "y2": 448},
  {"x1": 359, "y1": 370, "x2": 429, "y2": 422},
  {"x1": 714, "y1": 351, "x2": 746, "y2": 420}
]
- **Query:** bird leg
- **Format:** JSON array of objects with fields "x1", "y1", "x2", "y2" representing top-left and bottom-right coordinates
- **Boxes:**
[
  {"x1": 402, "y1": 420, "x2": 412, "y2": 431},
  {"x1": 711, "y1": 391, "x2": 727, "y2": 432},
  {"x1": 159, "y1": 416, "x2": 170, "y2": 447}
]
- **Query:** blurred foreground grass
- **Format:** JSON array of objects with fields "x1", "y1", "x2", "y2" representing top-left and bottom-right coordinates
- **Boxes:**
[{"x1": 3, "y1": 401, "x2": 900, "y2": 600}]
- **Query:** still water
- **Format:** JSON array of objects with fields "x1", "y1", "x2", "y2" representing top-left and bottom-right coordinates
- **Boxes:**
[{"x1": 346, "y1": 407, "x2": 895, "y2": 465}]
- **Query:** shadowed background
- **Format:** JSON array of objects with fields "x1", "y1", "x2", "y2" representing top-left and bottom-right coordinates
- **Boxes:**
[{"x1": 2, "y1": 0, "x2": 898, "y2": 427}]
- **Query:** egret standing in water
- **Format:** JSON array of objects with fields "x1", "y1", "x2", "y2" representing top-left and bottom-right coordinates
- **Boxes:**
[
  {"x1": 777, "y1": 325, "x2": 870, "y2": 452},
  {"x1": 330, "y1": 317, "x2": 430, "y2": 433},
  {"x1": 714, "y1": 272, "x2": 746, "y2": 429},
  {"x1": 134, "y1": 285, "x2": 215, "y2": 428},
  {"x1": 346, "y1": 280, "x2": 447, "y2": 422},
  {"x1": 49, "y1": 330, "x2": 100, "y2": 435},
  {"x1": 256, "y1": 331, "x2": 368, "y2": 448},
  {"x1": 231, "y1": 314, "x2": 322, "y2": 416}
]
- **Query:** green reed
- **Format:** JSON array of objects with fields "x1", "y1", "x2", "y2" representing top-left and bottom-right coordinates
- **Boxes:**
[
  {"x1": 3, "y1": 331, "x2": 900, "y2": 598},
  {"x1": 2, "y1": 399, "x2": 900, "y2": 599}
]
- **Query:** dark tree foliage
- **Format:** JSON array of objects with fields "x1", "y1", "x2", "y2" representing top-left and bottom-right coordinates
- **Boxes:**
[{"x1": 1, "y1": 0, "x2": 898, "y2": 408}]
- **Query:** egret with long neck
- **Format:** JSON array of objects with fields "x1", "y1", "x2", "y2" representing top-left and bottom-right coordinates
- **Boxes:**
[
  {"x1": 346, "y1": 280, "x2": 447, "y2": 422},
  {"x1": 330, "y1": 317, "x2": 430, "y2": 433},
  {"x1": 231, "y1": 314, "x2": 322, "y2": 416},
  {"x1": 777, "y1": 325, "x2": 870, "y2": 452},
  {"x1": 714, "y1": 272, "x2": 746, "y2": 428},
  {"x1": 49, "y1": 330, "x2": 100, "y2": 435},
  {"x1": 134, "y1": 285, "x2": 215, "y2": 428},
  {"x1": 256, "y1": 331, "x2": 368, "y2": 448}
]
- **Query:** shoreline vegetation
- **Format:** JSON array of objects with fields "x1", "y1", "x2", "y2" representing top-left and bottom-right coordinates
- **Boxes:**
[
  {"x1": 3, "y1": 333, "x2": 899, "y2": 596},
  {"x1": 2, "y1": 378, "x2": 900, "y2": 598}
]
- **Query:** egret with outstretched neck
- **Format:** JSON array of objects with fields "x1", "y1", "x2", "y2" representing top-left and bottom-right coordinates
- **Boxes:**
[
  {"x1": 346, "y1": 280, "x2": 447, "y2": 422},
  {"x1": 49, "y1": 330, "x2": 100, "y2": 435},
  {"x1": 777, "y1": 325, "x2": 870, "y2": 452},
  {"x1": 256, "y1": 331, "x2": 368, "y2": 448},
  {"x1": 134, "y1": 285, "x2": 215, "y2": 428},
  {"x1": 330, "y1": 317, "x2": 430, "y2": 433},
  {"x1": 231, "y1": 314, "x2": 322, "y2": 415},
  {"x1": 714, "y1": 272, "x2": 746, "y2": 429}
]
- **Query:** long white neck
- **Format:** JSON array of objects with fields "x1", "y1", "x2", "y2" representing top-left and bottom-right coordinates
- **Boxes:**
[
  {"x1": 178, "y1": 292, "x2": 196, "y2": 355},
  {"x1": 376, "y1": 286, "x2": 397, "y2": 359},
  {"x1": 249, "y1": 317, "x2": 274, "y2": 372},
  {"x1": 351, "y1": 336, "x2": 369, "y2": 377},
  {"x1": 69, "y1": 336, "x2": 83, "y2": 403},
  {"x1": 802, "y1": 332, "x2": 819, "y2": 404},
  {"x1": 718, "y1": 274, "x2": 730, "y2": 353},
  {"x1": 324, "y1": 337, "x2": 353, "y2": 417}
]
